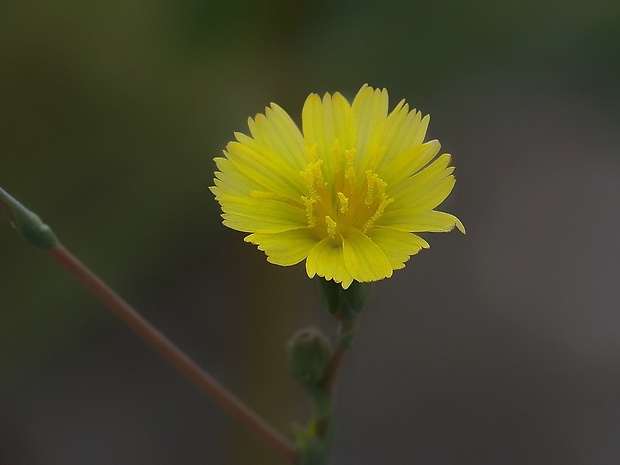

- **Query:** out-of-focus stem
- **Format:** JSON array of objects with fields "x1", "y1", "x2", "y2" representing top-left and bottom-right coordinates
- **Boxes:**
[
  {"x1": 0, "y1": 197, "x2": 13, "y2": 219},
  {"x1": 320, "y1": 346, "x2": 346, "y2": 396},
  {"x1": 1, "y1": 187, "x2": 297, "y2": 460},
  {"x1": 2, "y1": 187, "x2": 298, "y2": 460},
  {"x1": 44, "y1": 243, "x2": 298, "y2": 462}
]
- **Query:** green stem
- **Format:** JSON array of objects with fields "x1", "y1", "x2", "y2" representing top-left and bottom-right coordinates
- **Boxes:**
[
  {"x1": 315, "y1": 318, "x2": 355, "y2": 440},
  {"x1": 291, "y1": 282, "x2": 367, "y2": 464}
]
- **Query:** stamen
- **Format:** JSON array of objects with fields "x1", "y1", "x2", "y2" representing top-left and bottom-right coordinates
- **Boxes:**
[
  {"x1": 344, "y1": 149, "x2": 357, "y2": 188},
  {"x1": 365, "y1": 171, "x2": 376, "y2": 205},
  {"x1": 302, "y1": 196, "x2": 316, "y2": 227},
  {"x1": 325, "y1": 216, "x2": 337, "y2": 238},
  {"x1": 337, "y1": 192, "x2": 349, "y2": 214},
  {"x1": 363, "y1": 196, "x2": 393, "y2": 231},
  {"x1": 300, "y1": 140, "x2": 392, "y2": 238}
]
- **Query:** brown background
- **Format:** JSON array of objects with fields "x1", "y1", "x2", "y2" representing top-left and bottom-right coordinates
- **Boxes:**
[{"x1": 1, "y1": 1, "x2": 620, "y2": 464}]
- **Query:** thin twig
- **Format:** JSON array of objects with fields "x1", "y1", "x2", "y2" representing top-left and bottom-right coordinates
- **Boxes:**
[
  {"x1": 0, "y1": 197, "x2": 15, "y2": 221},
  {"x1": 315, "y1": 319, "x2": 354, "y2": 439},
  {"x1": 320, "y1": 346, "x2": 346, "y2": 396},
  {"x1": 321, "y1": 317, "x2": 356, "y2": 394},
  {"x1": 47, "y1": 244, "x2": 298, "y2": 462}
]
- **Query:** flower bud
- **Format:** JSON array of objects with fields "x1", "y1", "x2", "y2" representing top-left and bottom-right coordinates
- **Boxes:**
[
  {"x1": 0, "y1": 187, "x2": 58, "y2": 249},
  {"x1": 287, "y1": 326, "x2": 332, "y2": 388}
]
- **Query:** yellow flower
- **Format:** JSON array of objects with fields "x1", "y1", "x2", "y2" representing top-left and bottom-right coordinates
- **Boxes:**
[{"x1": 211, "y1": 85, "x2": 464, "y2": 289}]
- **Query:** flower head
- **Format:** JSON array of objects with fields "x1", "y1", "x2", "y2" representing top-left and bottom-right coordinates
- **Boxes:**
[{"x1": 211, "y1": 85, "x2": 464, "y2": 288}]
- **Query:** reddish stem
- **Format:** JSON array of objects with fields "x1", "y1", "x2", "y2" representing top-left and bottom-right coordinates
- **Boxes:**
[
  {"x1": 47, "y1": 244, "x2": 298, "y2": 462},
  {"x1": 320, "y1": 346, "x2": 346, "y2": 395},
  {"x1": 0, "y1": 197, "x2": 14, "y2": 221}
]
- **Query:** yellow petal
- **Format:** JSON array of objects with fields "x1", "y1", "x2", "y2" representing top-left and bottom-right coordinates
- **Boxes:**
[
  {"x1": 217, "y1": 194, "x2": 306, "y2": 233},
  {"x1": 302, "y1": 92, "x2": 352, "y2": 182},
  {"x1": 390, "y1": 153, "x2": 455, "y2": 205},
  {"x1": 380, "y1": 210, "x2": 465, "y2": 233},
  {"x1": 381, "y1": 108, "x2": 429, "y2": 166},
  {"x1": 245, "y1": 229, "x2": 318, "y2": 266},
  {"x1": 247, "y1": 104, "x2": 308, "y2": 171},
  {"x1": 378, "y1": 139, "x2": 441, "y2": 185},
  {"x1": 342, "y1": 228, "x2": 393, "y2": 282},
  {"x1": 388, "y1": 175, "x2": 456, "y2": 214},
  {"x1": 306, "y1": 237, "x2": 353, "y2": 288},
  {"x1": 213, "y1": 157, "x2": 264, "y2": 195},
  {"x1": 367, "y1": 228, "x2": 429, "y2": 270},
  {"x1": 351, "y1": 86, "x2": 389, "y2": 171},
  {"x1": 224, "y1": 142, "x2": 306, "y2": 198}
]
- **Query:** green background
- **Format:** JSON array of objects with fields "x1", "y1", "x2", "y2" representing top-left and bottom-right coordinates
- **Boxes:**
[{"x1": 1, "y1": 1, "x2": 619, "y2": 464}]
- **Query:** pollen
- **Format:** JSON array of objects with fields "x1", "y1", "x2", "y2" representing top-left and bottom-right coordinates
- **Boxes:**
[
  {"x1": 325, "y1": 216, "x2": 337, "y2": 238},
  {"x1": 299, "y1": 146, "x2": 393, "y2": 240},
  {"x1": 337, "y1": 192, "x2": 349, "y2": 214}
]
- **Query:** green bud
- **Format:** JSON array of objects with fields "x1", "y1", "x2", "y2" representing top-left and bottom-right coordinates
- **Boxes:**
[
  {"x1": 0, "y1": 187, "x2": 58, "y2": 249},
  {"x1": 319, "y1": 278, "x2": 370, "y2": 322},
  {"x1": 287, "y1": 326, "x2": 332, "y2": 388}
]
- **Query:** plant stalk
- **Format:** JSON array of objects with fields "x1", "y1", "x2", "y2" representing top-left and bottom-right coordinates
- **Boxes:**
[{"x1": 46, "y1": 244, "x2": 298, "y2": 461}]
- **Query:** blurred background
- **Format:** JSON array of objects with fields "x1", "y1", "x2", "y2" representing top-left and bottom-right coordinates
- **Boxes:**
[{"x1": 1, "y1": 0, "x2": 620, "y2": 464}]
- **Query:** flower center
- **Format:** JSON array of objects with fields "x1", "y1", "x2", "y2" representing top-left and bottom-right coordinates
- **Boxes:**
[{"x1": 300, "y1": 142, "x2": 393, "y2": 241}]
